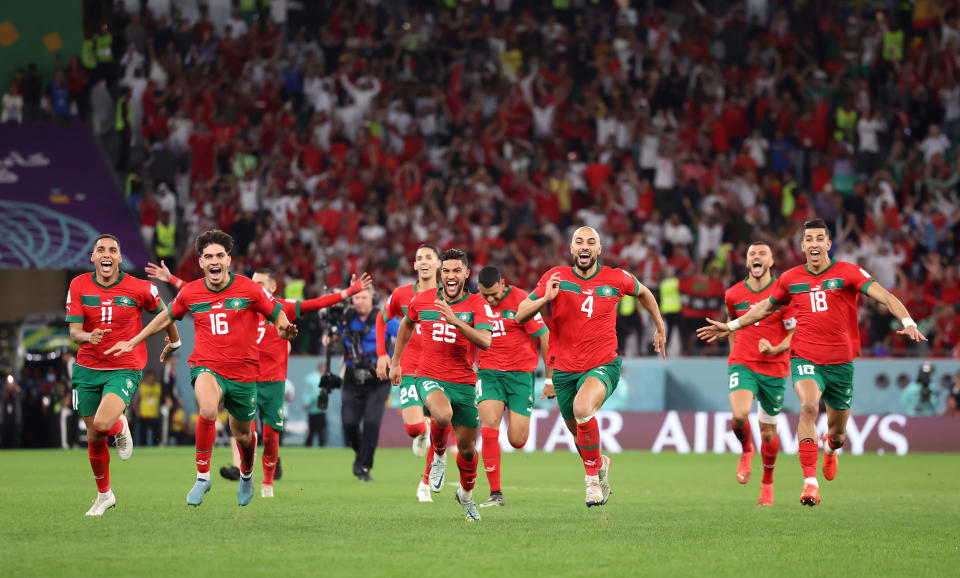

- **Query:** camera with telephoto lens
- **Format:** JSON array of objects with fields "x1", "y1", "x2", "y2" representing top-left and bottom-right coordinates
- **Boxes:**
[
  {"x1": 918, "y1": 363, "x2": 934, "y2": 404},
  {"x1": 317, "y1": 372, "x2": 343, "y2": 411}
]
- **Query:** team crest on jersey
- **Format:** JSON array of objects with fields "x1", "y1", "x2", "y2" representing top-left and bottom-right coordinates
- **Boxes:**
[
  {"x1": 597, "y1": 287, "x2": 613, "y2": 296},
  {"x1": 822, "y1": 279, "x2": 843, "y2": 290},
  {"x1": 456, "y1": 313, "x2": 470, "y2": 321}
]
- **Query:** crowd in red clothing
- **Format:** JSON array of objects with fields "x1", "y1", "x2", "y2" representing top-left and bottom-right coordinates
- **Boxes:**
[{"x1": 33, "y1": 1, "x2": 960, "y2": 357}]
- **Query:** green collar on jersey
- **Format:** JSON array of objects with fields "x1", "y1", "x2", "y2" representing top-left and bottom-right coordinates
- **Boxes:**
[
  {"x1": 437, "y1": 288, "x2": 470, "y2": 305},
  {"x1": 93, "y1": 271, "x2": 125, "y2": 289},
  {"x1": 805, "y1": 258, "x2": 837, "y2": 277},
  {"x1": 572, "y1": 264, "x2": 601, "y2": 281},
  {"x1": 204, "y1": 272, "x2": 235, "y2": 293},
  {"x1": 743, "y1": 274, "x2": 776, "y2": 294}
]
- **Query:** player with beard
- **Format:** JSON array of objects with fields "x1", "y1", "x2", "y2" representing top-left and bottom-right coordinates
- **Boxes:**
[
  {"x1": 723, "y1": 242, "x2": 796, "y2": 506},
  {"x1": 699, "y1": 219, "x2": 927, "y2": 506},
  {"x1": 66, "y1": 234, "x2": 181, "y2": 516},
  {"x1": 389, "y1": 249, "x2": 493, "y2": 521},
  {"x1": 375, "y1": 244, "x2": 441, "y2": 502},
  {"x1": 107, "y1": 229, "x2": 297, "y2": 507},
  {"x1": 516, "y1": 226, "x2": 667, "y2": 507}
]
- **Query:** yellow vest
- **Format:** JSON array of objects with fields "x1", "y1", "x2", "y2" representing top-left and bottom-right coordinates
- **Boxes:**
[
  {"x1": 138, "y1": 382, "x2": 162, "y2": 419},
  {"x1": 156, "y1": 222, "x2": 176, "y2": 258},
  {"x1": 883, "y1": 29, "x2": 903, "y2": 62},
  {"x1": 285, "y1": 279, "x2": 305, "y2": 301},
  {"x1": 81, "y1": 39, "x2": 98, "y2": 69},
  {"x1": 659, "y1": 277, "x2": 681, "y2": 314},
  {"x1": 618, "y1": 294, "x2": 637, "y2": 316},
  {"x1": 115, "y1": 95, "x2": 130, "y2": 131},
  {"x1": 95, "y1": 33, "x2": 113, "y2": 63}
]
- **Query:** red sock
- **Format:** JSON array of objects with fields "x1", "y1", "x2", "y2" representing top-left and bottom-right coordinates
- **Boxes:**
[
  {"x1": 761, "y1": 437, "x2": 779, "y2": 484},
  {"x1": 106, "y1": 419, "x2": 124, "y2": 437},
  {"x1": 731, "y1": 419, "x2": 753, "y2": 452},
  {"x1": 422, "y1": 443, "x2": 434, "y2": 484},
  {"x1": 195, "y1": 416, "x2": 216, "y2": 475},
  {"x1": 457, "y1": 452, "x2": 479, "y2": 492},
  {"x1": 430, "y1": 420, "x2": 450, "y2": 456},
  {"x1": 480, "y1": 427, "x2": 501, "y2": 492},
  {"x1": 262, "y1": 425, "x2": 280, "y2": 485},
  {"x1": 237, "y1": 430, "x2": 257, "y2": 476},
  {"x1": 575, "y1": 417, "x2": 602, "y2": 476},
  {"x1": 405, "y1": 421, "x2": 427, "y2": 438},
  {"x1": 798, "y1": 438, "x2": 818, "y2": 479},
  {"x1": 88, "y1": 438, "x2": 111, "y2": 493}
]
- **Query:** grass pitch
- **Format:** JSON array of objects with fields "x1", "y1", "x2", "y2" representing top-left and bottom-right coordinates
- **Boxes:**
[{"x1": 1, "y1": 447, "x2": 957, "y2": 577}]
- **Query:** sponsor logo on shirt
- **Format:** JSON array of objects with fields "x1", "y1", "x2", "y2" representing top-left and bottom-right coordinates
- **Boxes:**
[
  {"x1": 583, "y1": 289, "x2": 594, "y2": 296},
  {"x1": 212, "y1": 303, "x2": 223, "y2": 310}
]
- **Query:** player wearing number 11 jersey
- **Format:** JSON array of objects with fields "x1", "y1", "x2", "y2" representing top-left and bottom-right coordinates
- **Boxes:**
[{"x1": 699, "y1": 219, "x2": 927, "y2": 507}]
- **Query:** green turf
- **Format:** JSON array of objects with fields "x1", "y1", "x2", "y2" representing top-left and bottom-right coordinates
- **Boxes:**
[{"x1": 0, "y1": 447, "x2": 957, "y2": 577}]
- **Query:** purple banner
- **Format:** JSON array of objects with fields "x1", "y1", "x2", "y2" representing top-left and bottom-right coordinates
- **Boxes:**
[
  {"x1": 0, "y1": 122, "x2": 149, "y2": 269},
  {"x1": 377, "y1": 410, "x2": 960, "y2": 454}
]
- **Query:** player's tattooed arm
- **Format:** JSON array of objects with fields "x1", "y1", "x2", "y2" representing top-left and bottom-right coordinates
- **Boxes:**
[
  {"x1": 864, "y1": 282, "x2": 928, "y2": 342},
  {"x1": 69, "y1": 323, "x2": 111, "y2": 345}
]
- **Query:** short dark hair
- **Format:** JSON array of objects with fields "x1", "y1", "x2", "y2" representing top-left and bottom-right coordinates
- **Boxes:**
[
  {"x1": 439, "y1": 248, "x2": 468, "y2": 268},
  {"x1": 417, "y1": 244, "x2": 440, "y2": 258},
  {"x1": 195, "y1": 229, "x2": 234, "y2": 255},
  {"x1": 803, "y1": 218, "x2": 830, "y2": 238},
  {"x1": 747, "y1": 241, "x2": 772, "y2": 252},
  {"x1": 254, "y1": 268, "x2": 277, "y2": 283},
  {"x1": 93, "y1": 234, "x2": 121, "y2": 251},
  {"x1": 478, "y1": 266, "x2": 501, "y2": 288}
]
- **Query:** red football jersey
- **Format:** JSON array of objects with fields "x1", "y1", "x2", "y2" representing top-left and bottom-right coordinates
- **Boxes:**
[
  {"x1": 725, "y1": 277, "x2": 794, "y2": 378},
  {"x1": 256, "y1": 299, "x2": 298, "y2": 382},
  {"x1": 478, "y1": 285, "x2": 547, "y2": 372},
  {"x1": 531, "y1": 265, "x2": 641, "y2": 373},
  {"x1": 769, "y1": 259, "x2": 874, "y2": 365},
  {"x1": 382, "y1": 282, "x2": 432, "y2": 377},
  {"x1": 404, "y1": 289, "x2": 493, "y2": 384},
  {"x1": 168, "y1": 273, "x2": 282, "y2": 382},
  {"x1": 66, "y1": 272, "x2": 164, "y2": 371}
]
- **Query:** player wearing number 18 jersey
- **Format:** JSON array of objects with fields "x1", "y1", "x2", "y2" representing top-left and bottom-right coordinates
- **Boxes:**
[
  {"x1": 699, "y1": 219, "x2": 927, "y2": 507},
  {"x1": 516, "y1": 226, "x2": 667, "y2": 508}
]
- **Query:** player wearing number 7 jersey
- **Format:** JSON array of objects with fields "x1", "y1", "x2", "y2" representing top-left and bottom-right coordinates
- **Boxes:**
[
  {"x1": 106, "y1": 229, "x2": 297, "y2": 508},
  {"x1": 699, "y1": 219, "x2": 927, "y2": 507},
  {"x1": 516, "y1": 226, "x2": 668, "y2": 508}
]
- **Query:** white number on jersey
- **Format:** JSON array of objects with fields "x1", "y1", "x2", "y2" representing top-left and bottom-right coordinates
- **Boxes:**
[
  {"x1": 209, "y1": 312, "x2": 230, "y2": 335},
  {"x1": 797, "y1": 364, "x2": 816, "y2": 376},
  {"x1": 256, "y1": 326, "x2": 266, "y2": 343},
  {"x1": 581, "y1": 295, "x2": 594, "y2": 318},
  {"x1": 490, "y1": 319, "x2": 506, "y2": 338},
  {"x1": 431, "y1": 322, "x2": 456, "y2": 343},
  {"x1": 399, "y1": 383, "x2": 418, "y2": 405},
  {"x1": 809, "y1": 290, "x2": 828, "y2": 312},
  {"x1": 729, "y1": 372, "x2": 739, "y2": 389},
  {"x1": 100, "y1": 306, "x2": 113, "y2": 323}
]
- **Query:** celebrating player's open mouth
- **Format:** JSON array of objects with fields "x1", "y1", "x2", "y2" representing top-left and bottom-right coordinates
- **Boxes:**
[
  {"x1": 443, "y1": 275, "x2": 462, "y2": 299},
  {"x1": 207, "y1": 264, "x2": 224, "y2": 284},
  {"x1": 750, "y1": 260, "x2": 765, "y2": 278},
  {"x1": 99, "y1": 258, "x2": 115, "y2": 276}
]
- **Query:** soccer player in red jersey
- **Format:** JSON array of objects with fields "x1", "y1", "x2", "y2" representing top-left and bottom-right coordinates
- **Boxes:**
[
  {"x1": 67, "y1": 234, "x2": 181, "y2": 516},
  {"x1": 374, "y1": 244, "x2": 440, "y2": 502},
  {"x1": 107, "y1": 229, "x2": 297, "y2": 507},
  {"x1": 146, "y1": 261, "x2": 370, "y2": 497},
  {"x1": 699, "y1": 219, "x2": 927, "y2": 506},
  {"x1": 475, "y1": 265, "x2": 553, "y2": 508},
  {"x1": 389, "y1": 249, "x2": 493, "y2": 521},
  {"x1": 723, "y1": 242, "x2": 795, "y2": 506},
  {"x1": 516, "y1": 226, "x2": 667, "y2": 507}
]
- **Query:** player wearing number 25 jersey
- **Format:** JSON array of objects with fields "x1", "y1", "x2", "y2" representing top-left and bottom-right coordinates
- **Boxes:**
[{"x1": 699, "y1": 219, "x2": 927, "y2": 508}]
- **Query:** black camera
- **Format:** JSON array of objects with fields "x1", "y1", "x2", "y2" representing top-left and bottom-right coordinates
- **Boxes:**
[
  {"x1": 918, "y1": 363, "x2": 934, "y2": 403},
  {"x1": 317, "y1": 372, "x2": 343, "y2": 411}
]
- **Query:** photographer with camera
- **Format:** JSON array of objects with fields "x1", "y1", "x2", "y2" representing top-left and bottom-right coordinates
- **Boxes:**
[
  {"x1": 327, "y1": 286, "x2": 394, "y2": 482},
  {"x1": 900, "y1": 363, "x2": 944, "y2": 417}
]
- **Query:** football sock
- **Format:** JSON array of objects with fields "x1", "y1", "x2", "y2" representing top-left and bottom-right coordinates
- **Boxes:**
[
  {"x1": 731, "y1": 419, "x2": 753, "y2": 452},
  {"x1": 405, "y1": 421, "x2": 427, "y2": 438},
  {"x1": 761, "y1": 437, "x2": 779, "y2": 484},
  {"x1": 422, "y1": 444, "x2": 434, "y2": 485},
  {"x1": 457, "y1": 452, "x2": 479, "y2": 492},
  {"x1": 576, "y1": 417, "x2": 602, "y2": 476},
  {"x1": 824, "y1": 437, "x2": 844, "y2": 455},
  {"x1": 195, "y1": 416, "x2": 216, "y2": 476},
  {"x1": 262, "y1": 425, "x2": 280, "y2": 485},
  {"x1": 88, "y1": 437, "x2": 111, "y2": 493},
  {"x1": 237, "y1": 430, "x2": 257, "y2": 477},
  {"x1": 480, "y1": 427, "x2": 501, "y2": 492},
  {"x1": 430, "y1": 420, "x2": 450, "y2": 456},
  {"x1": 106, "y1": 419, "x2": 124, "y2": 437},
  {"x1": 798, "y1": 437, "x2": 818, "y2": 483}
]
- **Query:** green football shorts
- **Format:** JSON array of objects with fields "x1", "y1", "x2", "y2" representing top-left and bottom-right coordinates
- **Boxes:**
[
  {"x1": 551, "y1": 357, "x2": 623, "y2": 420},
  {"x1": 398, "y1": 374, "x2": 425, "y2": 410},
  {"x1": 476, "y1": 369, "x2": 535, "y2": 418},
  {"x1": 415, "y1": 377, "x2": 478, "y2": 428},
  {"x1": 190, "y1": 366, "x2": 258, "y2": 422},
  {"x1": 72, "y1": 363, "x2": 141, "y2": 417},
  {"x1": 727, "y1": 364, "x2": 786, "y2": 417},
  {"x1": 257, "y1": 380, "x2": 285, "y2": 431},
  {"x1": 791, "y1": 357, "x2": 855, "y2": 410}
]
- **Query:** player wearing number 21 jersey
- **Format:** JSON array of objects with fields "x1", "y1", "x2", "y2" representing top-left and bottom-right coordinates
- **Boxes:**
[
  {"x1": 516, "y1": 226, "x2": 667, "y2": 508},
  {"x1": 699, "y1": 219, "x2": 927, "y2": 507}
]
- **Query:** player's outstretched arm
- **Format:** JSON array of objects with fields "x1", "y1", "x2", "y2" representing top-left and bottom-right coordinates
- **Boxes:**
[
  {"x1": 104, "y1": 308, "x2": 174, "y2": 356},
  {"x1": 375, "y1": 309, "x2": 391, "y2": 379},
  {"x1": 159, "y1": 305, "x2": 182, "y2": 361},
  {"x1": 516, "y1": 272, "x2": 561, "y2": 324},
  {"x1": 636, "y1": 282, "x2": 668, "y2": 359},
  {"x1": 389, "y1": 319, "x2": 415, "y2": 385},
  {"x1": 864, "y1": 282, "x2": 928, "y2": 342},
  {"x1": 299, "y1": 273, "x2": 374, "y2": 313},
  {"x1": 145, "y1": 260, "x2": 184, "y2": 291},
  {"x1": 273, "y1": 310, "x2": 298, "y2": 341},
  {"x1": 698, "y1": 299, "x2": 777, "y2": 343}
]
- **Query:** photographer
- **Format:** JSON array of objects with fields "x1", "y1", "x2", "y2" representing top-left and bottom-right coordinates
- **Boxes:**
[
  {"x1": 330, "y1": 286, "x2": 394, "y2": 482},
  {"x1": 900, "y1": 363, "x2": 943, "y2": 417}
]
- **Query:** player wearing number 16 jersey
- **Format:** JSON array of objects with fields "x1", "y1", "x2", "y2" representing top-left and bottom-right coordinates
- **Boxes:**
[
  {"x1": 699, "y1": 219, "x2": 927, "y2": 507},
  {"x1": 516, "y1": 226, "x2": 667, "y2": 508}
]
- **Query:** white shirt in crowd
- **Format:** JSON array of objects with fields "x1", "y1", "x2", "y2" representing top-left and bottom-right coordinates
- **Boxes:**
[{"x1": 856, "y1": 117, "x2": 885, "y2": 153}]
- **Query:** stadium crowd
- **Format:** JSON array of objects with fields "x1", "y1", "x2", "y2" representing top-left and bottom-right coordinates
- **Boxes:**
[{"x1": 4, "y1": 0, "x2": 960, "y2": 358}]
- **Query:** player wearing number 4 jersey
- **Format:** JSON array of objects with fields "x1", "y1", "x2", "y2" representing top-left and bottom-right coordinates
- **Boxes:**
[
  {"x1": 375, "y1": 244, "x2": 440, "y2": 503},
  {"x1": 699, "y1": 219, "x2": 927, "y2": 507},
  {"x1": 389, "y1": 249, "x2": 493, "y2": 522},
  {"x1": 67, "y1": 234, "x2": 181, "y2": 516},
  {"x1": 107, "y1": 229, "x2": 297, "y2": 508},
  {"x1": 517, "y1": 226, "x2": 667, "y2": 508},
  {"x1": 723, "y1": 242, "x2": 795, "y2": 506},
  {"x1": 475, "y1": 266, "x2": 553, "y2": 508}
]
